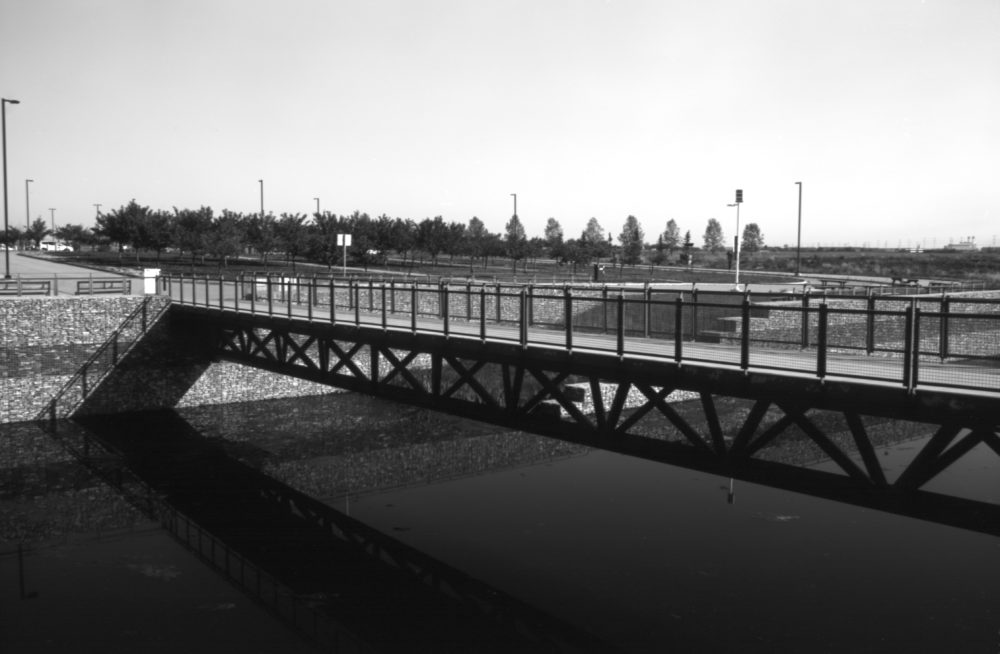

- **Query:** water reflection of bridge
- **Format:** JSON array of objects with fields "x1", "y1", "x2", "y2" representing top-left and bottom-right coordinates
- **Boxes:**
[
  {"x1": 47, "y1": 411, "x2": 615, "y2": 653},
  {"x1": 154, "y1": 276, "x2": 999, "y2": 537}
]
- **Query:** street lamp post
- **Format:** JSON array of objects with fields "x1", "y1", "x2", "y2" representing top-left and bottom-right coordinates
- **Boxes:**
[
  {"x1": 94, "y1": 203, "x2": 102, "y2": 218},
  {"x1": 795, "y1": 182, "x2": 803, "y2": 276},
  {"x1": 510, "y1": 193, "x2": 517, "y2": 218},
  {"x1": 313, "y1": 197, "x2": 320, "y2": 216},
  {"x1": 729, "y1": 188, "x2": 743, "y2": 286},
  {"x1": 259, "y1": 179, "x2": 264, "y2": 222},
  {"x1": 49, "y1": 208, "x2": 55, "y2": 233},
  {"x1": 25, "y1": 179, "x2": 32, "y2": 229},
  {"x1": 2, "y1": 97, "x2": 20, "y2": 279}
]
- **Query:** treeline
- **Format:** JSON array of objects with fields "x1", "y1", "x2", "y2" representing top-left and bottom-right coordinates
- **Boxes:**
[{"x1": 2, "y1": 199, "x2": 765, "y2": 271}]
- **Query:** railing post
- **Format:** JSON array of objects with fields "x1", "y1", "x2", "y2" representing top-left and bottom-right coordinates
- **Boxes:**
[
  {"x1": 674, "y1": 296, "x2": 683, "y2": 362},
  {"x1": 329, "y1": 278, "x2": 336, "y2": 325},
  {"x1": 179, "y1": 275, "x2": 185, "y2": 304},
  {"x1": 902, "y1": 303, "x2": 914, "y2": 390},
  {"x1": 519, "y1": 288, "x2": 528, "y2": 347},
  {"x1": 368, "y1": 279, "x2": 374, "y2": 313},
  {"x1": 912, "y1": 306, "x2": 921, "y2": 390},
  {"x1": 527, "y1": 284, "x2": 534, "y2": 326},
  {"x1": 380, "y1": 283, "x2": 387, "y2": 330},
  {"x1": 495, "y1": 283, "x2": 502, "y2": 323},
  {"x1": 266, "y1": 275, "x2": 274, "y2": 315},
  {"x1": 690, "y1": 288, "x2": 699, "y2": 340},
  {"x1": 390, "y1": 280, "x2": 396, "y2": 314},
  {"x1": 800, "y1": 293, "x2": 810, "y2": 349},
  {"x1": 564, "y1": 285, "x2": 573, "y2": 352},
  {"x1": 817, "y1": 302, "x2": 828, "y2": 378},
  {"x1": 466, "y1": 281, "x2": 472, "y2": 321},
  {"x1": 939, "y1": 295, "x2": 950, "y2": 361},
  {"x1": 740, "y1": 296, "x2": 750, "y2": 370},
  {"x1": 286, "y1": 278, "x2": 293, "y2": 319},
  {"x1": 411, "y1": 284, "x2": 418, "y2": 334},
  {"x1": 353, "y1": 281, "x2": 360, "y2": 326},
  {"x1": 307, "y1": 278, "x2": 314, "y2": 321},
  {"x1": 443, "y1": 285, "x2": 450, "y2": 336},
  {"x1": 616, "y1": 291, "x2": 625, "y2": 356},
  {"x1": 479, "y1": 285, "x2": 487, "y2": 342},
  {"x1": 218, "y1": 276, "x2": 224, "y2": 312},
  {"x1": 866, "y1": 294, "x2": 876, "y2": 354},
  {"x1": 643, "y1": 284, "x2": 651, "y2": 338},
  {"x1": 602, "y1": 285, "x2": 609, "y2": 334}
]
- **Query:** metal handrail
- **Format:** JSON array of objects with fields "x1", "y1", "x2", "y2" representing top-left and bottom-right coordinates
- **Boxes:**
[{"x1": 159, "y1": 274, "x2": 1000, "y2": 396}]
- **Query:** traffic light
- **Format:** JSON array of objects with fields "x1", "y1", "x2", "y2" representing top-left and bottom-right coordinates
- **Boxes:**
[{"x1": 735, "y1": 189, "x2": 743, "y2": 203}]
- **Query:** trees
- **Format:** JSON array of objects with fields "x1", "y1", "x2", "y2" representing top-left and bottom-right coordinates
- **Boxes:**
[
  {"x1": 95, "y1": 200, "x2": 149, "y2": 258},
  {"x1": 504, "y1": 213, "x2": 527, "y2": 272},
  {"x1": 466, "y1": 216, "x2": 489, "y2": 268},
  {"x1": 650, "y1": 234, "x2": 667, "y2": 266},
  {"x1": 136, "y1": 210, "x2": 174, "y2": 261},
  {"x1": 54, "y1": 224, "x2": 91, "y2": 250},
  {"x1": 417, "y1": 216, "x2": 450, "y2": 264},
  {"x1": 742, "y1": 223, "x2": 764, "y2": 255},
  {"x1": 663, "y1": 219, "x2": 680, "y2": 255},
  {"x1": 205, "y1": 212, "x2": 244, "y2": 268},
  {"x1": 618, "y1": 215, "x2": 645, "y2": 265},
  {"x1": 581, "y1": 217, "x2": 604, "y2": 246},
  {"x1": 703, "y1": 218, "x2": 725, "y2": 253},
  {"x1": 245, "y1": 213, "x2": 279, "y2": 266},
  {"x1": 681, "y1": 230, "x2": 695, "y2": 265},
  {"x1": 173, "y1": 207, "x2": 214, "y2": 263},
  {"x1": 543, "y1": 217, "x2": 564, "y2": 251},
  {"x1": 276, "y1": 213, "x2": 309, "y2": 272},
  {"x1": 24, "y1": 218, "x2": 50, "y2": 248}
]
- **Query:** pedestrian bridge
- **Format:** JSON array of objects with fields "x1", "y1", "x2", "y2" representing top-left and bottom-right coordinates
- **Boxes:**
[{"x1": 50, "y1": 274, "x2": 1000, "y2": 536}]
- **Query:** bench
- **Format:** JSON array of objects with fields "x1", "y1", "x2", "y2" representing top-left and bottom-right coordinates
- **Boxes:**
[
  {"x1": 75, "y1": 279, "x2": 131, "y2": 295},
  {"x1": 0, "y1": 280, "x2": 52, "y2": 295}
]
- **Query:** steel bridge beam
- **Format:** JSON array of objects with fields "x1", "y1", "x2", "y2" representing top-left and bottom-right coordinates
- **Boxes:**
[{"x1": 172, "y1": 306, "x2": 1000, "y2": 537}]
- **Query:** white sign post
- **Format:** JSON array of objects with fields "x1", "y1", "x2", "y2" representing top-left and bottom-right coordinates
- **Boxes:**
[{"x1": 337, "y1": 233, "x2": 352, "y2": 276}]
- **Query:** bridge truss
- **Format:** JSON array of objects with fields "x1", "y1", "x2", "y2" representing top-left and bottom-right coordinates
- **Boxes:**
[{"x1": 174, "y1": 306, "x2": 1000, "y2": 537}]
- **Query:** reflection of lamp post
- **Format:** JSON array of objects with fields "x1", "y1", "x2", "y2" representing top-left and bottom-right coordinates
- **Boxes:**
[
  {"x1": 25, "y1": 179, "x2": 32, "y2": 229},
  {"x1": 795, "y1": 181, "x2": 803, "y2": 276},
  {"x1": 2, "y1": 97, "x2": 20, "y2": 279}
]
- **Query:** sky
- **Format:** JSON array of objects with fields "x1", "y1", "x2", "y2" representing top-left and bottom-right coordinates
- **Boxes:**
[{"x1": 1, "y1": 0, "x2": 998, "y2": 249}]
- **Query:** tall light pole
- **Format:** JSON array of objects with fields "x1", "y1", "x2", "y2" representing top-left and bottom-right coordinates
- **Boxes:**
[
  {"x1": 730, "y1": 188, "x2": 743, "y2": 286},
  {"x1": 259, "y1": 179, "x2": 264, "y2": 221},
  {"x1": 510, "y1": 193, "x2": 517, "y2": 219},
  {"x1": 94, "y1": 203, "x2": 102, "y2": 218},
  {"x1": 49, "y1": 208, "x2": 56, "y2": 232},
  {"x1": 313, "y1": 197, "x2": 320, "y2": 216},
  {"x1": 25, "y1": 179, "x2": 32, "y2": 229},
  {"x1": 2, "y1": 98, "x2": 19, "y2": 279},
  {"x1": 795, "y1": 181, "x2": 803, "y2": 276}
]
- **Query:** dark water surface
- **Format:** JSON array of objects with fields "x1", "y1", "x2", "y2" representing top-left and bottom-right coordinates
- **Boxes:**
[{"x1": 2, "y1": 393, "x2": 999, "y2": 653}]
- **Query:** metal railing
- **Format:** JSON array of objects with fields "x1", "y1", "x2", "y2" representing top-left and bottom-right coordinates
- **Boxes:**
[
  {"x1": 37, "y1": 296, "x2": 170, "y2": 426},
  {"x1": 0, "y1": 273, "x2": 136, "y2": 296},
  {"x1": 159, "y1": 274, "x2": 1000, "y2": 395}
]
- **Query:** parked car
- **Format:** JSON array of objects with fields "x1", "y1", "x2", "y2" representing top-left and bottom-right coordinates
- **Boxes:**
[{"x1": 40, "y1": 241, "x2": 72, "y2": 252}]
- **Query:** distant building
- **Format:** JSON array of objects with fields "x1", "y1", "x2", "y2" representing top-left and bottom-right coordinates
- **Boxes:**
[{"x1": 945, "y1": 237, "x2": 978, "y2": 252}]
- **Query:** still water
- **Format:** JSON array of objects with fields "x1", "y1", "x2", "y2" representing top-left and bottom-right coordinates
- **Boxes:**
[{"x1": 2, "y1": 392, "x2": 999, "y2": 652}]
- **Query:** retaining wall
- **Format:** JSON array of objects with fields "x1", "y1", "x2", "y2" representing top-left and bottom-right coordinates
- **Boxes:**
[{"x1": 0, "y1": 296, "x2": 337, "y2": 424}]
